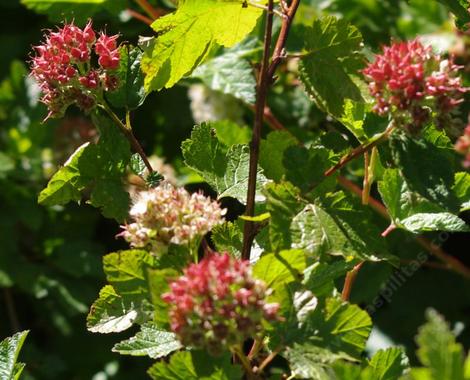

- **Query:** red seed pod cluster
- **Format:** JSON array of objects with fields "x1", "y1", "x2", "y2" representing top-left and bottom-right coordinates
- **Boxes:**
[
  {"x1": 455, "y1": 124, "x2": 470, "y2": 168},
  {"x1": 30, "y1": 21, "x2": 120, "y2": 120},
  {"x1": 363, "y1": 39, "x2": 465, "y2": 133},
  {"x1": 162, "y1": 253, "x2": 279, "y2": 355}
]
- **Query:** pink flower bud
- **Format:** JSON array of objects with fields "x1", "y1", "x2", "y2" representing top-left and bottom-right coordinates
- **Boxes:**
[
  {"x1": 363, "y1": 39, "x2": 466, "y2": 133},
  {"x1": 163, "y1": 253, "x2": 279, "y2": 355}
]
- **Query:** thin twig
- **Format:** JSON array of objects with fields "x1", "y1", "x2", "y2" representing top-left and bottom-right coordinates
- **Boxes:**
[
  {"x1": 133, "y1": 0, "x2": 162, "y2": 19},
  {"x1": 242, "y1": 0, "x2": 275, "y2": 260},
  {"x1": 242, "y1": 0, "x2": 301, "y2": 260},
  {"x1": 233, "y1": 347, "x2": 256, "y2": 379},
  {"x1": 324, "y1": 124, "x2": 395, "y2": 177},
  {"x1": 256, "y1": 346, "x2": 282, "y2": 374},
  {"x1": 267, "y1": 0, "x2": 301, "y2": 80},
  {"x1": 258, "y1": 108, "x2": 470, "y2": 280},
  {"x1": 248, "y1": 338, "x2": 263, "y2": 360},
  {"x1": 3, "y1": 288, "x2": 21, "y2": 333},
  {"x1": 126, "y1": 8, "x2": 153, "y2": 25},
  {"x1": 247, "y1": 1, "x2": 286, "y2": 18},
  {"x1": 341, "y1": 262, "x2": 364, "y2": 301},
  {"x1": 99, "y1": 104, "x2": 154, "y2": 174},
  {"x1": 400, "y1": 259, "x2": 452, "y2": 271},
  {"x1": 338, "y1": 175, "x2": 470, "y2": 279}
]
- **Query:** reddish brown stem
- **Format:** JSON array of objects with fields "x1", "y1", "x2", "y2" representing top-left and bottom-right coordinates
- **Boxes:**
[
  {"x1": 256, "y1": 347, "x2": 282, "y2": 374},
  {"x1": 338, "y1": 176, "x2": 470, "y2": 279},
  {"x1": 267, "y1": 0, "x2": 301, "y2": 79},
  {"x1": 242, "y1": 0, "x2": 275, "y2": 260},
  {"x1": 127, "y1": 8, "x2": 153, "y2": 25},
  {"x1": 341, "y1": 262, "x2": 364, "y2": 301},
  {"x1": 258, "y1": 108, "x2": 470, "y2": 279},
  {"x1": 99, "y1": 104, "x2": 154, "y2": 174},
  {"x1": 324, "y1": 125, "x2": 394, "y2": 177},
  {"x1": 242, "y1": 0, "x2": 300, "y2": 260},
  {"x1": 133, "y1": 0, "x2": 162, "y2": 19}
]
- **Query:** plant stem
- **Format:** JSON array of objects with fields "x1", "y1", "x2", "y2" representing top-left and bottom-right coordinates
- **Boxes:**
[
  {"x1": 248, "y1": 338, "x2": 263, "y2": 360},
  {"x1": 242, "y1": 0, "x2": 300, "y2": 260},
  {"x1": 267, "y1": 0, "x2": 301, "y2": 79},
  {"x1": 98, "y1": 104, "x2": 154, "y2": 174},
  {"x1": 341, "y1": 262, "x2": 364, "y2": 302},
  {"x1": 242, "y1": 0, "x2": 275, "y2": 260},
  {"x1": 338, "y1": 175, "x2": 470, "y2": 279},
  {"x1": 233, "y1": 346, "x2": 256, "y2": 379},
  {"x1": 256, "y1": 346, "x2": 281, "y2": 374},
  {"x1": 133, "y1": 0, "x2": 162, "y2": 19},
  {"x1": 127, "y1": 8, "x2": 153, "y2": 25},
  {"x1": 324, "y1": 124, "x2": 395, "y2": 177},
  {"x1": 257, "y1": 108, "x2": 470, "y2": 280}
]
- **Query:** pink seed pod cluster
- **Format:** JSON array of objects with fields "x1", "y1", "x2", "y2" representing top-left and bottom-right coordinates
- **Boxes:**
[
  {"x1": 363, "y1": 39, "x2": 465, "y2": 133},
  {"x1": 455, "y1": 124, "x2": 470, "y2": 168},
  {"x1": 162, "y1": 253, "x2": 279, "y2": 355},
  {"x1": 119, "y1": 183, "x2": 226, "y2": 252},
  {"x1": 30, "y1": 21, "x2": 120, "y2": 120}
]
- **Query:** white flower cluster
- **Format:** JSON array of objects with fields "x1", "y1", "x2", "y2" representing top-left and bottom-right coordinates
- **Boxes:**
[{"x1": 119, "y1": 182, "x2": 226, "y2": 251}]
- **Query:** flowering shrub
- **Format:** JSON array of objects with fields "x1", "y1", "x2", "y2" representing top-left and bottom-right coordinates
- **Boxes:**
[
  {"x1": 30, "y1": 21, "x2": 120, "y2": 120},
  {"x1": 363, "y1": 39, "x2": 465, "y2": 133},
  {"x1": 162, "y1": 253, "x2": 279, "y2": 355},
  {"x1": 455, "y1": 124, "x2": 470, "y2": 167},
  {"x1": 119, "y1": 182, "x2": 226, "y2": 252},
  {"x1": 10, "y1": 1, "x2": 470, "y2": 379}
]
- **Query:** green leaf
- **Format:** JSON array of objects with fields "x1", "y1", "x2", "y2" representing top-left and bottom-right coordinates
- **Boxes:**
[
  {"x1": 87, "y1": 285, "x2": 143, "y2": 334},
  {"x1": 415, "y1": 309, "x2": 466, "y2": 380},
  {"x1": 400, "y1": 213, "x2": 469, "y2": 233},
  {"x1": 280, "y1": 297, "x2": 372, "y2": 373},
  {"x1": 88, "y1": 250, "x2": 159, "y2": 333},
  {"x1": 264, "y1": 181, "x2": 305, "y2": 252},
  {"x1": 379, "y1": 169, "x2": 469, "y2": 233},
  {"x1": 365, "y1": 348, "x2": 410, "y2": 380},
  {"x1": 299, "y1": 16, "x2": 364, "y2": 118},
  {"x1": 182, "y1": 123, "x2": 267, "y2": 203},
  {"x1": 338, "y1": 100, "x2": 368, "y2": 141},
  {"x1": 130, "y1": 153, "x2": 147, "y2": 177},
  {"x1": 20, "y1": 0, "x2": 126, "y2": 23},
  {"x1": 38, "y1": 112, "x2": 131, "y2": 221},
  {"x1": 192, "y1": 40, "x2": 257, "y2": 104},
  {"x1": 38, "y1": 142, "x2": 89, "y2": 206},
  {"x1": 211, "y1": 221, "x2": 243, "y2": 258},
  {"x1": 283, "y1": 145, "x2": 335, "y2": 194},
  {"x1": 210, "y1": 120, "x2": 251, "y2": 147},
  {"x1": 303, "y1": 261, "x2": 355, "y2": 297},
  {"x1": 290, "y1": 203, "x2": 390, "y2": 261},
  {"x1": 285, "y1": 343, "x2": 352, "y2": 379},
  {"x1": 317, "y1": 298, "x2": 372, "y2": 358},
  {"x1": 253, "y1": 249, "x2": 307, "y2": 290},
  {"x1": 141, "y1": 0, "x2": 262, "y2": 92},
  {"x1": 148, "y1": 351, "x2": 243, "y2": 380},
  {"x1": 107, "y1": 46, "x2": 147, "y2": 110},
  {"x1": 436, "y1": 0, "x2": 470, "y2": 28},
  {"x1": 0, "y1": 330, "x2": 29, "y2": 380},
  {"x1": 389, "y1": 133, "x2": 459, "y2": 212},
  {"x1": 259, "y1": 131, "x2": 298, "y2": 182},
  {"x1": 112, "y1": 323, "x2": 182, "y2": 359},
  {"x1": 453, "y1": 172, "x2": 470, "y2": 211}
]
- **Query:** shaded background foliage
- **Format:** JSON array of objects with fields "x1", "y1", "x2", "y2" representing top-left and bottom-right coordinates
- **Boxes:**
[{"x1": 0, "y1": 0, "x2": 469, "y2": 378}]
